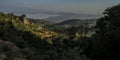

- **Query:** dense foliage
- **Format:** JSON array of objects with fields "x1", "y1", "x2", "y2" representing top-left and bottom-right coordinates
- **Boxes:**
[{"x1": 84, "y1": 4, "x2": 120, "y2": 60}]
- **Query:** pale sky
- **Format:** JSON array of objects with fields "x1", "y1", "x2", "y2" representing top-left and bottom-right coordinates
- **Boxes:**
[{"x1": 0, "y1": 0, "x2": 120, "y2": 18}]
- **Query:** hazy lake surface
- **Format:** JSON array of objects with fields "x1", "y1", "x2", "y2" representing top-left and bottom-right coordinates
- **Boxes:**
[{"x1": 15, "y1": 14, "x2": 59, "y2": 19}]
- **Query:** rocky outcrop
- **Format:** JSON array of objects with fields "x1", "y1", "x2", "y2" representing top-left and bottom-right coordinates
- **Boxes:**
[{"x1": 22, "y1": 17, "x2": 30, "y2": 25}]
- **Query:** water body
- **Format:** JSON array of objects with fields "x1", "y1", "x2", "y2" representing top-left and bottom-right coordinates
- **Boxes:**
[{"x1": 15, "y1": 14, "x2": 59, "y2": 19}]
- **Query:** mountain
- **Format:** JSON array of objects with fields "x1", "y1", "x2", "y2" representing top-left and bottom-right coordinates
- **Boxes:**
[
  {"x1": 43, "y1": 14, "x2": 81, "y2": 23},
  {"x1": 46, "y1": 19, "x2": 96, "y2": 34},
  {"x1": 43, "y1": 13, "x2": 100, "y2": 23},
  {"x1": 49, "y1": 19, "x2": 96, "y2": 28},
  {"x1": 0, "y1": 12, "x2": 91, "y2": 60},
  {"x1": 58, "y1": 19, "x2": 96, "y2": 25}
]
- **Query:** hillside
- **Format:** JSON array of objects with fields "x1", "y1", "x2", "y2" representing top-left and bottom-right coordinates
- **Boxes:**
[
  {"x1": 46, "y1": 19, "x2": 96, "y2": 35},
  {"x1": 28, "y1": 18, "x2": 96, "y2": 38},
  {"x1": 48, "y1": 19, "x2": 96, "y2": 28},
  {"x1": 0, "y1": 12, "x2": 60, "y2": 42},
  {"x1": 0, "y1": 12, "x2": 90, "y2": 60},
  {"x1": 57, "y1": 19, "x2": 96, "y2": 27},
  {"x1": 29, "y1": 18, "x2": 56, "y2": 27}
]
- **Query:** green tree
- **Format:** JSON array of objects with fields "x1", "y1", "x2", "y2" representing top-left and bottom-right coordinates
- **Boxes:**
[
  {"x1": 67, "y1": 26, "x2": 79, "y2": 39},
  {"x1": 91, "y1": 4, "x2": 120, "y2": 60}
]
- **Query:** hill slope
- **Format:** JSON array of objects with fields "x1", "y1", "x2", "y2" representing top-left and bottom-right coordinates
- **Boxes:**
[
  {"x1": 47, "y1": 19, "x2": 96, "y2": 32},
  {"x1": 29, "y1": 18, "x2": 56, "y2": 27},
  {"x1": 0, "y1": 12, "x2": 90, "y2": 60},
  {"x1": 57, "y1": 19, "x2": 96, "y2": 27}
]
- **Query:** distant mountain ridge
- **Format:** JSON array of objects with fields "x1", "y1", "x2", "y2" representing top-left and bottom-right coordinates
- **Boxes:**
[
  {"x1": 43, "y1": 13, "x2": 100, "y2": 23},
  {"x1": 41, "y1": 19, "x2": 97, "y2": 34},
  {"x1": 29, "y1": 18, "x2": 96, "y2": 28},
  {"x1": 57, "y1": 19, "x2": 96, "y2": 25},
  {"x1": 49, "y1": 19, "x2": 96, "y2": 28}
]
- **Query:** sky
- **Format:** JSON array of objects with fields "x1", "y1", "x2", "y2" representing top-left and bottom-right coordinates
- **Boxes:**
[{"x1": 0, "y1": 0, "x2": 120, "y2": 18}]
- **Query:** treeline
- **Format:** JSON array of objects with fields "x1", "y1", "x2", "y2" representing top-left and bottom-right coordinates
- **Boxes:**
[{"x1": 86, "y1": 4, "x2": 120, "y2": 60}]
